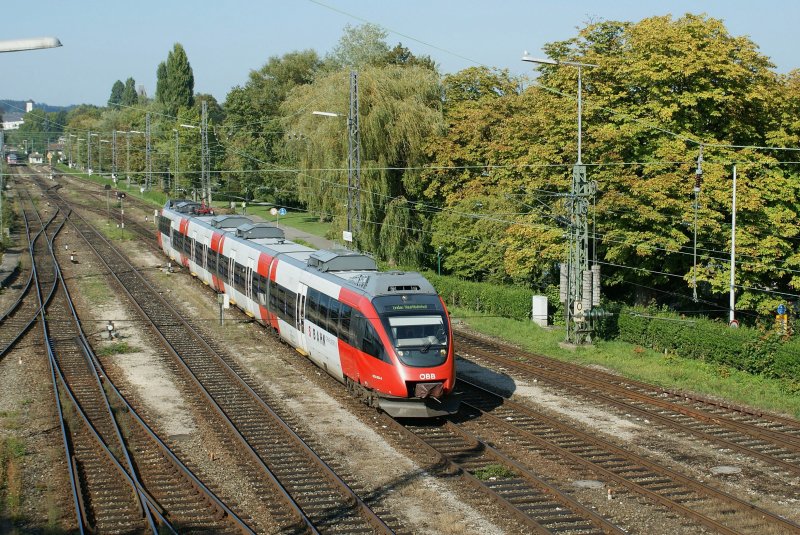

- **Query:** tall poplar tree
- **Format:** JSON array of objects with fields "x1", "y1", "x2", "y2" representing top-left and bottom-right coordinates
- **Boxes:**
[
  {"x1": 121, "y1": 77, "x2": 137, "y2": 106},
  {"x1": 108, "y1": 80, "x2": 124, "y2": 109},
  {"x1": 156, "y1": 43, "x2": 195, "y2": 115}
]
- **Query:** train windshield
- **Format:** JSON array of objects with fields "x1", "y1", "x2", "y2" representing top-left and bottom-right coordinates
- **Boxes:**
[
  {"x1": 385, "y1": 314, "x2": 448, "y2": 367},
  {"x1": 373, "y1": 294, "x2": 450, "y2": 367}
]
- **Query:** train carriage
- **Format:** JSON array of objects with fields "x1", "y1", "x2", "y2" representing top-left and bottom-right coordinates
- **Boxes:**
[{"x1": 157, "y1": 200, "x2": 459, "y2": 418}]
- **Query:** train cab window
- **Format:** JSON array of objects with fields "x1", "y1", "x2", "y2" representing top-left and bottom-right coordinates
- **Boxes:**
[{"x1": 362, "y1": 321, "x2": 388, "y2": 363}]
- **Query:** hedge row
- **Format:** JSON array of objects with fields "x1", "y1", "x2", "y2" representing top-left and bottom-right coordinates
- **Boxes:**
[
  {"x1": 617, "y1": 307, "x2": 798, "y2": 381},
  {"x1": 425, "y1": 273, "x2": 536, "y2": 321},
  {"x1": 421, "y1": 273, "x2": 798, "y2": 383}
]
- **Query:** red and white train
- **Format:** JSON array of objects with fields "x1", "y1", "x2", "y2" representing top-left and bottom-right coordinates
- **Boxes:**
[{"x1": 156, "y1": 200, "x2": 459, "y2": 418}]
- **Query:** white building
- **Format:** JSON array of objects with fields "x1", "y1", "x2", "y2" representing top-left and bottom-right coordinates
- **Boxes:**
[{"x1": 1, "y1": 100, "x2": 33, "y2": 130}]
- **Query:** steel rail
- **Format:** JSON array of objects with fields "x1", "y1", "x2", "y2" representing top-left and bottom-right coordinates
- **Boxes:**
[{"x1": 457, "y1": 377, "x2": 800, "y2": 534}]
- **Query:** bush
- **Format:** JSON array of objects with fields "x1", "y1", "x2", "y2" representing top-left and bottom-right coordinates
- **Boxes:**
[
  {"x1": 616, "y1": 306, "x2": 798, "y2": 381},
  {"x1": 425, "y1": 273, "x2": 537, "y2": 322}
]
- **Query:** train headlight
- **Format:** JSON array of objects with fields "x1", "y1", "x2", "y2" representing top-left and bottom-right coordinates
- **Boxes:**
[
  {"x1": 439, "y1": 349, "x2": 446, "y2": 356},
  {"x1": 398, "y1": 350, "x2": 405, "y2": 357}
]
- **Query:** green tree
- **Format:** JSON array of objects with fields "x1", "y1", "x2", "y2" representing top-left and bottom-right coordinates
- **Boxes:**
[
  {"x1": 156, "y1": 43, "x2": 195, "y2": 115},
  {"x1": 327, "y1": 23, "x2": 390, "y2": 69},
  {"x1": 283, "y1": 64, "x2": 444, "y2": 264},
  {"x1": 108, "y1": 80, "x2": 124, "y2": 109},
  {"x1": 121, "y1": 77, "x2": 137, "y2": 107},
  {"x1": 155, "y1": 61, "x2": 167, "y2": 105},
  {"x1": 424, "y1": 14, "x2": 798, "y2": 315},
  {"x1": 222, "y1": 49, "x2": 321, "y2": 206},
  {"x1": 383, "y1": 43, "x2": 437, "y2": 72}
]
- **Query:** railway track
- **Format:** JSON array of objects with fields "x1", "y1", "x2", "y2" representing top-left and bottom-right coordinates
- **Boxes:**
[
  {"x1": 455, "y1": 331, "x2": 800, "y2": 479},
  {"x1": 30, "y1": 180, "x2": 253, "y2": 534},
  {"x1": 0, "y1": 187, "x2": 55, "y2": 357},
  {"x1": 454, "y1": 378, "x2": 799, "y2": 534},
  {"x1": 52, "y1": 181, "x2": 396, "y2": 534},
  {"x1": 53, "y1": 168, "x2": 800, "y2": 533}
]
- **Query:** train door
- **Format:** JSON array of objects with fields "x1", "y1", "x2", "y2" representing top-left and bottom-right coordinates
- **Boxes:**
[
  {"x1": 228, "y1": 250, "x2": 236, "y2": 289},
  {"x1": 295, "y1": 283, "x2": 308, "y2": 354},
  {"x1": 245, "y1": 258, "x2": 255, "y2": 314},
  {"x1": 203, "y1": 235, "x2": 211, "y2": 276},
  {"x1": 190, "y1": 231, "x2": 198, "y2": 275}
]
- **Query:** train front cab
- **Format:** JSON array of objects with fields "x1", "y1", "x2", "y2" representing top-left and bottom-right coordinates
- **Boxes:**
[{"x1": 369, "y1": 293, "x2": 460, "y2": 418}]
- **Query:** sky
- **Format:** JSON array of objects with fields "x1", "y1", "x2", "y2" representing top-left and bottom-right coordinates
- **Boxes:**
[{"x1": 1, "y1": 0, "x2": 799, "y2": 108}]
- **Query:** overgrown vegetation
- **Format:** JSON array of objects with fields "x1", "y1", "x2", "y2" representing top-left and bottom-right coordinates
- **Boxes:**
[
  {"x1": 96, "y1": 341, "x2": 139, "y2": 357},
  {"x1": 613, "y1": 307, "x2": 799, "y2": 385},
  {"x1": 0, "y1": 436, "x2": 26, "y2": 521},
  {"x1": 472, "y1": 464, "x2": 516, "y2": 481}
]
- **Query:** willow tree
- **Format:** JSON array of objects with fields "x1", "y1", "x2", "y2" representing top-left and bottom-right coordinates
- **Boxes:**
[{"x1": 283, "y1": 64, "x2": 444, "y2": 265}]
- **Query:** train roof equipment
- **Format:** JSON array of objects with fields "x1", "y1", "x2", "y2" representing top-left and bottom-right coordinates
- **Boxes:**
[
  {"x1": 307, "y1": 249, "x2": 377, "y2": 272},
  {"x1": 235, "y1": 223, "x2": 285, "y2": 240},
  {"x1": 210, "y1": 214, "x2": 253, "y2": 229}
]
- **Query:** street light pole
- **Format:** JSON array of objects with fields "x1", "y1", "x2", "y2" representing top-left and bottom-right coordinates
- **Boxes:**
[
  {"x1": 522, "y1": 54, "x2": 598, "y2": 345},
  {"x1": 112, "y1": 130, "x2": 117, "y2": 181},
  {"x1": 100, "y1": 139, "x2": 110, "y2": 176},
  {"x1": 173, "y1": 129, "x2": 179, "y2": 197},
  {"x1": 311, "y1": 70, "x2": 360, "y2": 245}
]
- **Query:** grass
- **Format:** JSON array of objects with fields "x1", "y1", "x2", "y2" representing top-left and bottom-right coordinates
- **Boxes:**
[
  {"x1": 237, "y1": 205, "x2": 333, "y2": 237},
  {"x1": 472, "y1": 464, "x2": 516, "y2": 481},
  {"x1": 451, "y1": 306, "x2": 800, "y2": 419},
  {"x1": 0, "y1": 436, "x2": 26, "y2": 521},
  {"x1": 74, "y1": 274, "x2": 112, "y2": 305},
  {"x1": 96, "y1": 341, "x2": 139, "y2": 357}
]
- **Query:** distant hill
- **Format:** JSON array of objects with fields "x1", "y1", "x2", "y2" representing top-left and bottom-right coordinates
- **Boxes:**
[{"x1": 0, "y1": 99, "x2": 74, "y2": 116}]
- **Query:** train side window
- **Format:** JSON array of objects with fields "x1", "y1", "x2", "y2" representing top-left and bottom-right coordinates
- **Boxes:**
[
  {"x1": 233, "y1": 262, "x2": 247, "y2": 293},
  {"x1": 207, "y1": 249, "x2": 217, "y2": 273},
  {"x1": 328, "y1": 299, "x2": 341, "y2": 338},
  {"x1": 339, "y1": 304, "x2": 352, "y2": 345},
  {"x1": 307, "y1": 288, "x2": 320, "y2": 326},
  {"x1": 352, "y1": 312, "x2": 365, "y2": 350},
  {"x1": 218, "y1": 255, "x2": 229, "y2": 279},
  {"x1": 194, "y1": 243, "x2": 205, "y2": 265},
  {"x1": 251, "y1": 273, "x2": 259, "y2": 297},
  {"x1": 286, "y1": 288, "x2": 297, "y2": 323},
  {"x1": 318, "y1": 293, "x2": 331, "y2": 332}
]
